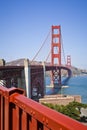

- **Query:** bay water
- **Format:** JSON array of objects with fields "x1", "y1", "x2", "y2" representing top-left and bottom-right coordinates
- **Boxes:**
[{"x1": 46, "y1": 75, "x2": 87, "y2": 104}]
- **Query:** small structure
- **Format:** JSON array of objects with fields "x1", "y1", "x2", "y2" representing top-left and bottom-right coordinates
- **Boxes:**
[
  {"x1": 80, "y1": 108, "x2": 87, "y2": 121},
  {"x1": 39, "y1": 94, "x2": 81, "y2": 105}
]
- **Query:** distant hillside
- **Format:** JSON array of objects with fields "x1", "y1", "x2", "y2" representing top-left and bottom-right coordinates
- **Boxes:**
[
  {"x1": 6, "y1": 58, "x2": 25, "y2": 66},
  {"x1": 70, "y1": 66, "x2": 87, "y2": 76},
  {"x1": 6, "y1": 58, "x2": 42, "y2": 66}
]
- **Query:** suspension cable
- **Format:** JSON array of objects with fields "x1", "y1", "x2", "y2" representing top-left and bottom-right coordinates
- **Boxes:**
[
  {"x1": 61, "y1": 34, "x2": 66, "y2": 65},
  {"x1": 31, "y1": 30, "x2": 51, "y2": 63},
  {"x1": 45, "y1": 51, "x2": 51, "y2": 62}
]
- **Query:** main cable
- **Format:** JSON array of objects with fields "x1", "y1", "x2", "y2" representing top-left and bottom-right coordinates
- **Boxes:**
[{"x1": 31, "y1": 30, "x2": 51, "y2": 63}]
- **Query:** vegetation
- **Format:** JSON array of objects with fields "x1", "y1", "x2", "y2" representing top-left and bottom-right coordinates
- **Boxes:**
[{"x1": 42, "y1": 101, "x2": 87, "y2": 121}]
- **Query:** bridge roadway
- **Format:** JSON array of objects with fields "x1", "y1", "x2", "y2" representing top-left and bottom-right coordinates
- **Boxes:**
[
  {"x1": 45, "y1": 64, "x2": 72, "y2": 95},
  {"x1": 45, "y1": 64, "x2": 72, "y2": 81},
  {"x1": 0, "y1": 64, "x2": 72, "y2": 85},
  {"x1": 0, "y1": 63, "x2": 72, "y2": 99}
]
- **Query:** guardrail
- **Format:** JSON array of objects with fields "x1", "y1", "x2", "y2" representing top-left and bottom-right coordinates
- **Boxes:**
[{"x1": 0, "y1": 86, "x2": 87, "y2": 130}]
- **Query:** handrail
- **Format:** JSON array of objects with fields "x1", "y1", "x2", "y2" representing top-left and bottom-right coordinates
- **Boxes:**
[{"x1": 0, "y1": 86, "x2": 87, "y2": 130}]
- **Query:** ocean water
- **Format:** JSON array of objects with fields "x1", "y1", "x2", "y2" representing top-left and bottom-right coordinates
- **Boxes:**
[{"x1": 46, "y1": 75, "x2": 87, "y2": 104}]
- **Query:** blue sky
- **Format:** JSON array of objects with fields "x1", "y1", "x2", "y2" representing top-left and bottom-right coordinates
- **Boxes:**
[{"x1": 0, "y1": 0, "x2": 87, "y2": 69}]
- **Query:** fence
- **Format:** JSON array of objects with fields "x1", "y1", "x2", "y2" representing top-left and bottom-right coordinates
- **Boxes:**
[{"x1": 0, "y1": 86, "x2": 87, "y2": 130}]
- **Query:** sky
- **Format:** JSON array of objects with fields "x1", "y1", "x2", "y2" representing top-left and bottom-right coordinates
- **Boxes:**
[{"x1": 0, "y1": 0, "x2": 87, "y2": 69}]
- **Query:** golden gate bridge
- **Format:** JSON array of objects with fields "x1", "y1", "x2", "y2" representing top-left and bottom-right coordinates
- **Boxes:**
[
  {"x1": 0, "y1": 25, "x2": 87, "y2": 130},
  {"x1": 0, "y1": 25, "x2": 72, "y2": 99}
]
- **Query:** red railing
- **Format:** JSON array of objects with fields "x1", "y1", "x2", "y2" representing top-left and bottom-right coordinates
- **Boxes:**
[{"x1": 0, "y1": 86, "x2": 87, "y2": 130}]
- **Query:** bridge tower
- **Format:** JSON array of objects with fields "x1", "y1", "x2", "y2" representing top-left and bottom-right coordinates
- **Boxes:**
[
  {"x1": 51, "y1": 25, "x2": 61, "y2": 86},
  {"x1": 66, "y1": 55, "x2": 71, "y2": 67}
]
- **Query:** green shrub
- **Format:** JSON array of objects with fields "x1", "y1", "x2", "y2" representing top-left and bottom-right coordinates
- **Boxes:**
[{"x1": 42, "y1": 101, "x2": 87, "y2": 121}]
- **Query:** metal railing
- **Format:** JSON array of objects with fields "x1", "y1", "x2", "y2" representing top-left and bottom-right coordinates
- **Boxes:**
[{"x1": 0, "y1": 86, "x2": 87, "y2": 130}]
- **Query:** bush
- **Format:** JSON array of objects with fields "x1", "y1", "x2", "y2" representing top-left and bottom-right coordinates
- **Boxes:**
[{"x1": 42, "y1": 101, "x2": 87, "y2": 121}]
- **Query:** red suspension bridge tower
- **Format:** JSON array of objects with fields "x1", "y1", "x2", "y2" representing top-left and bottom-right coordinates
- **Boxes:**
[
  {"x1": 51, "y1": 25, "x2": 61, "y2": 86},
  {"x1": 67, "y1": 55, "x2": 71, "y2": 68}
]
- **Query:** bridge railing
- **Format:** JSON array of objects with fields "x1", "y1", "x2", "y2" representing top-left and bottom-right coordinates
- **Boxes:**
[{"x1": 0, "y1": 86, "x2": 87, "y2": 130}]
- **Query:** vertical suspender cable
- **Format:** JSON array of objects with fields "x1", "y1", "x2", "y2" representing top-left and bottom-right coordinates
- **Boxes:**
[
  {"x1": 61, "y1": 34, "x2": 66, "y2": 65},
  {"x1": 45, "y1": 51, "x2": 51, "y2": 62}
]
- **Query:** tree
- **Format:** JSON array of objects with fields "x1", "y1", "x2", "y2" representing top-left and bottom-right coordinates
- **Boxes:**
[{"x1": 42, "y1": 101, "x2": 87, "y2": 121}]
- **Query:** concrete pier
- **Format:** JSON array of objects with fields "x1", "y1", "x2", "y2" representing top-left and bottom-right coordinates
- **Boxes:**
[{"x1": 24, "y1": 59, "x2": 31, "y2": 98}]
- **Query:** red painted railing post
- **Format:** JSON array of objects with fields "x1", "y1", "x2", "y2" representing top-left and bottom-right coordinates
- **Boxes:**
[
  {"x1": 0, "y1": 87, "x2": 7, "y2": 130},
  {"x1": 4, "y1": 92, "x2": 10, "y2": 130},
  {"x1": 0, "y1": 87, "x2": 24, "y2": 130},
  {"x1": 8, "y1": 88, "x2": 24, "y2": 130},
  {"x1": 0, "y1": 95, "x2": 1, "y2": 130}
]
